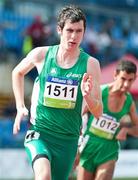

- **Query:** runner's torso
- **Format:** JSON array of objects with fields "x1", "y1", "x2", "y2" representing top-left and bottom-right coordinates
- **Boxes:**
[{"x1": 31, "y1": 45, "x2": 90, "y2": 139}]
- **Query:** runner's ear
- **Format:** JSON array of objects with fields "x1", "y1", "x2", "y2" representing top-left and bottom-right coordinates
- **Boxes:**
[
  {"x1": 113, "y1": 70, "x2": 118, "y2": 80},
  {"x1": 57, "y1": 25, "x2": 62, "y2": 35}
]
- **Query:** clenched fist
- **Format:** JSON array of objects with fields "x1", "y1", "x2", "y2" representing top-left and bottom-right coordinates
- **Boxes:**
[{"x1": 81, "y1": 73, "x2": 93, "y2": 97}]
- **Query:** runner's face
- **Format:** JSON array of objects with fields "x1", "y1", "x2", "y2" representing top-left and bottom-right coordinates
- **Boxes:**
[
  {"x1": 114, "y1": 70, "x2": 136, "y2": 92},
  {"x1": 57, "y1": 19, "x2": 84, "y2": 50}
]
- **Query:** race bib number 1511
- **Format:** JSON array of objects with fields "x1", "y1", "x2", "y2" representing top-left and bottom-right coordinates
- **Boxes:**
[{"x1": 44, "y1": 76, "x2": 79, "y2": 109}]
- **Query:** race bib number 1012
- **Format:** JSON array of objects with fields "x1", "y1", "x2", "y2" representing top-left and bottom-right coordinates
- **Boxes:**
[{"x1": 90, "y1": 114, "x2": 120, "y2": 140}]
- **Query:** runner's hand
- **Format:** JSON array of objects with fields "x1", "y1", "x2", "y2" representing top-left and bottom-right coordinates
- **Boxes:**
[
  {"x1": 116, "y1": 127, "x2": 127, "y2": 141},
  {"x1": 73, "y1": 151, "x2": 80, "y2": 170},
  {"x1": 13, "y1": 107, "x2": 28, "y2": 134},
  {"x1": 81, "y1": 73, "x2": 93, "y2": 97}
]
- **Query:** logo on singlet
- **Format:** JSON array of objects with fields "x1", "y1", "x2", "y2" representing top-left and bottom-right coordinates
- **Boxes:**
[
  {"x1": 66, "y1": 72, "x2": 82, "y2": 79},
  {"x1": 50, "y1": 68, "x2": 57, "y2": 75}
]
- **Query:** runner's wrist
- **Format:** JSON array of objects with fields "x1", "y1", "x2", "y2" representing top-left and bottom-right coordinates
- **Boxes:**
[{"x1": 16, "y1": 105, "x2": 26, "y2": 111}]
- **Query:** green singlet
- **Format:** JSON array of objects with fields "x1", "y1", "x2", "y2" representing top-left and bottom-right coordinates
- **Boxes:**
[
  {"x1": 80, "y1": 84, "x2": 133, "y2": 172},
  {"x1": 24, "y1": 45, "x2": 90, "y2": 180}
]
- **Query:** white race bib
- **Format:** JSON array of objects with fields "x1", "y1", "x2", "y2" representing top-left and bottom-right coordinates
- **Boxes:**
[
  {"x1": 44, "y1": 75, "x2": 79, "y2": 109},
  {"x1": 89, "y1": 114, "x2": 120, "y2": 139}
]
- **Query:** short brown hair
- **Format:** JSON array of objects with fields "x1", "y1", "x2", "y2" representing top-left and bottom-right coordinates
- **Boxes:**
[
  {"x1": 57, "y1": 5, "x2": 86, "y2": 31},
  {"x1": 116, "y1": 60, "x2": 137, "y2": 74}
]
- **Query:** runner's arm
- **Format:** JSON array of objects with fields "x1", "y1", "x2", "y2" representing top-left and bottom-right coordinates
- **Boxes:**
[
  {"x1": 81, "y1": 57, "x2": 103, "y2": 119},
  {"x1": 12, "y1": 47, "x2": 48, "y2": 134}
]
